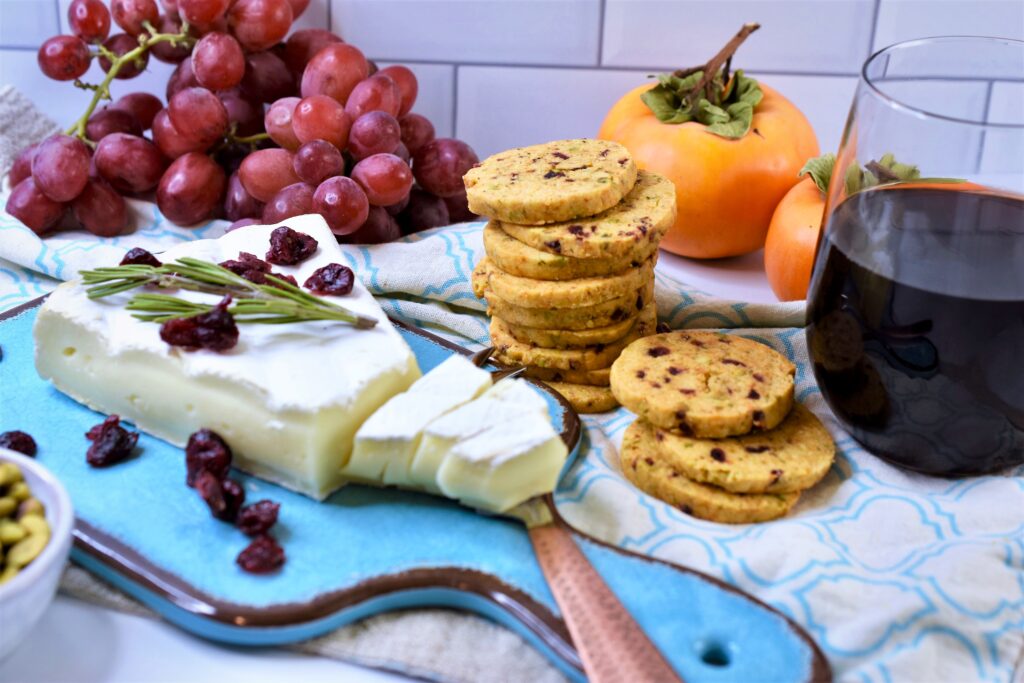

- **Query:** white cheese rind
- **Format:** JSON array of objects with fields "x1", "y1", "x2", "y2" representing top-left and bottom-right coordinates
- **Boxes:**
[
  {"x1": 34, "y1": 216, "x2": 421, "y2": 499},
  {"x1": 344, "y1": 355, "x2": 492, "y2": 485}
]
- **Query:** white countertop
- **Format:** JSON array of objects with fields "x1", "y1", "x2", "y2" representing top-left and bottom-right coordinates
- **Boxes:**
[{"x1": 1, "y1": 253, "x2": 779, "y2": 683}]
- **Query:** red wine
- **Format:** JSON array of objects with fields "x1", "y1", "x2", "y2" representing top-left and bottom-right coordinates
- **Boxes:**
[{"x1": 807, "y1": 186, "x2": 1024, "y2": 475}]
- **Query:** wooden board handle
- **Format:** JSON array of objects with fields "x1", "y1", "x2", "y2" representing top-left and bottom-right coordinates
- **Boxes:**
[{"x1": 529, "y1": 523, "x2": 683, "y2": 683}]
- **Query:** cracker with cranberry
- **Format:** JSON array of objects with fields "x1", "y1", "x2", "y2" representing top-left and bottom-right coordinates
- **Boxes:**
[
  {"x1": 525, "y1": 365, "x2": 611, "y2": 387},
  {"x1": 498, "y1": 171, "x2": 676, "y2": 260},
  {"x1": 610, "y1": 331, "x2": 795, "y2": 438},
  {"x1": 546, "y1": 381, "x2": 619, "y2": 414},
  {"x1": 472, "y1": 256, "x2": 654, "y2": 309},
  {"x1": 464, "y1": 139, "x2": 638, "y2": 225},
  {"x1": 491, "y1": 303, "x2": 657, "y2": 371},
  {"x1": 483, "y1": 221, "x2": 655, "y2": 280},
  {"x1": 632, "y1": 404, "x2": 834, "y2": 494},
  {"x1": 621, "y1": 420, "x2": 800, "y2": 524},
  {"x1": 484, "y1": 280, "x2": 653, "y2": 331},
  {"x1": 503, "y1": 310, "x2": 639, "y2": 349}
]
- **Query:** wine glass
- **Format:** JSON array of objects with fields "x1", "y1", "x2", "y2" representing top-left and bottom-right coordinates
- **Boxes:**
[{"x1": 806, "y1": 36, "x2": 1024, "y2": 476}]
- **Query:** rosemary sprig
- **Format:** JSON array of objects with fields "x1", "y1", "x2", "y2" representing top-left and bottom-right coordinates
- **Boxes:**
[{"x1": 80, "y1": 258, "x2": 377, "y2": 329}]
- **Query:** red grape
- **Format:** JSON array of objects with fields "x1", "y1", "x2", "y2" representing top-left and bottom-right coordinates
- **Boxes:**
[
  {"x1": 348, "y1": 111, "x2": 400, "y2": 160},
  {"x1": 168, "y1": 87, "x2": 228, "y2": 146},
  {"x1": 72, "y1": 178, "x2": 128, "y2": 236},
  {"x1": 412, "y1": 138, "x2": 479, "y2": 198},
  {"x1": 292, "y1": 95, "x2": 351, "y2": 149},
  {"x1": 300, "y1": 43, "x2": 367, "y2": 105},
  {"x1": 347, "y1": 206, "x2": 400, "y2": 244},
  {"x1": 5, "y1": 178, "x2": 65, "y2": 236},
  {"x1": 32, "y1": 134, "x2": 91, "y2": 202},
  {"x1": 224, "y1": 171, "x2": 264, "y2": 220},
  {"x1": 157, "y1": 152, "x2": 226, "y2": 225},
  {"x1": 69, "y1": 0, "x2": 111, "y2": 43},
  {"x1": 150, "y1": 13, "x2": 191, "y2": 63},
  {"x1": 111, "y1": 0, "x2": 158, "y2": 36},
  {"x1": 293, "y1": 140, "x2": 344, "y2": 185},
  {"x1": 399, "y1": 188, "x2": 449, "y2": 234},
  {"x1": 99, "y1": 33, "x2": 149, "y2": 79},
  {"x1": 350, "y1": 153, "x2": 413, "y2": 207},
  {"x1": 378, "y1": 65, "x2": 417, "y2": 117},
  {"x1": 283, "y1": 29, "x2": 341, "y2": 78},
  {"x1": 344, "y1": 74, "x2": 401, "y2": 119},
  {"x1": 263, "y1": 182, "x2": 315, "y2": 223},
  {"x1": 384, "y1": 192, "x2": 409, "y2": 217},
  {"x1": 191, "y1": 15, "x2": 228, "y2": 35},
  {"x1": 264, "y1": 97, "x2": 301, "y2": 151},
  {"x1": 219, "y1": 89, "x2": 263, "y2": 136},
  {"x1": 37, "y1": 35, "x2": 92, "y2": 81},
  {"x1": 166, "y1": 57, "x2": 199, "y2": 100},
  {"x1": 239, "y1": 148, "x2": 300, "y2": 202},
  {"x1": 94, "y1": 133, "x2": 167, "y2": 193},
  {"x1": 192, "y1": 32, "x2": 244, "y2": 91},
  {"x1": 86, "y1": 107, "x2": 142, "y2": 142},
  {"x1": 392, "y1": 142, "x2": 410, "y2": 163},
  {"x1": 152, "y1": 108, "x2": 207, "y2": 157},
  {"x1": 399, "y1": 113, "x2": 434, "y2": 155},
  {"x1": 7, "y1": 144, "x2": 38, "y2": 188},
  {"x1": 159, "y1": 0, "x2": 177, "y2": 10},
  {"x1": 239, "y1": 51, "x2": 294, "y2": 104},
  {"x1": 112, "y1": 92, "x2": 163, "y2": 129},
  {"x1": 443, "y1": 189, "x2": 477, "y2": 223},
  {"x1": 313, "y1": 176, "x2": 368, "y2": 235},
  {"x1": 227, "y1": 0, "x2": 292, "y2": 52},
  {"x1": 178, "y1": 0, "x2": 230, "y2": 26},
  {"x1": 284, "y1": 0, "x2": 310, "y2": 20},
  {"x1": 227, "y1": 217, "x2": 260, "y2": 231}
]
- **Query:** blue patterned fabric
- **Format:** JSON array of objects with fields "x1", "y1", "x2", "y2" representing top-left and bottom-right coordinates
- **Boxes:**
[{"x1": 1, "y1": 198, "x2": 1021, "y2": 682}]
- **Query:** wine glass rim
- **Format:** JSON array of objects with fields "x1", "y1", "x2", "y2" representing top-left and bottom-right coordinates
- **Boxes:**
[{"x1": 862, "y1": 35, "x2": 1024, "y2": 130}]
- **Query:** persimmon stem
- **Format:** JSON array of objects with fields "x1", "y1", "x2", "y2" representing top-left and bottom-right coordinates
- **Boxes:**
[{"x1": 688, "y1": 22, "x2": 760, "y2": 105}]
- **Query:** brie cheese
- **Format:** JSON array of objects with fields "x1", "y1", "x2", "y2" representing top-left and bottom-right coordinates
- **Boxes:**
[
  {"x1": 343, "y1": 354, "x2": 492, "y2": 485},
  {"x1": 34, "y1": 216, "x2": 421, "y2": 499}
]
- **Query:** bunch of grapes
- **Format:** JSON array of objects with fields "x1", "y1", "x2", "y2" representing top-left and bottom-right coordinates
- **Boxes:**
[{"x1": 6, "y1": 0, "x2": 480, "y2": 245}]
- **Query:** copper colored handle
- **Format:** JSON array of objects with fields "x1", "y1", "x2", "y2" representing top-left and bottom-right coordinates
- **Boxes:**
[{"x1": 529, "y1": 523, "x2": 683, "y2": 683}]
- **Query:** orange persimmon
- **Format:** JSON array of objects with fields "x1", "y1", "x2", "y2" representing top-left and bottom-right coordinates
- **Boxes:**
[
  {"x1": 764, "y1": 175, "x2": 825, "y2": 301},
  {"x1": 598, "y1": 24, "x2": 819, "y2": 259}
]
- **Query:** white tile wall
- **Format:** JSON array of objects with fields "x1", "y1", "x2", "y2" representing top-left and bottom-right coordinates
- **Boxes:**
[
  {"x1": 602, "y1": 0, "x2": 875, "y2": 74},
  {"x1": 2, "y1": 0, "x2": 1021, "y2": 167},
  {"x1": 980, "y1": 81, "x2": 1024, "y2": 182}
]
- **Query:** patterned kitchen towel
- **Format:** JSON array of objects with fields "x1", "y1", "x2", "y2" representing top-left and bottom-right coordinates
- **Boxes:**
[{"x1": 1, "y1": 194, "x2": 1022, "y2": 683}]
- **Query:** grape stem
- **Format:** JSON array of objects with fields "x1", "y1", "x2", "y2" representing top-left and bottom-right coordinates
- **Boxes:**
[{"x1": 65, "y1": 23, "x2": 197, "y2": 141}]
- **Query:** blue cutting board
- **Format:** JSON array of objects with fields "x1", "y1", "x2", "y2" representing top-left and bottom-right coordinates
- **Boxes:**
[{"x1": 0, "y1": 300, "x2": 829, "y2": 682}]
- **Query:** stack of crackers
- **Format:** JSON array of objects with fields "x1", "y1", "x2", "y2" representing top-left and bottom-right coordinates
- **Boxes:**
[
  {"x1": 609, "y1": 331, "x2": 836, "y2": 523},
  {"x1": 465, "y1": 139, "x2": 677, "y2": 414}
]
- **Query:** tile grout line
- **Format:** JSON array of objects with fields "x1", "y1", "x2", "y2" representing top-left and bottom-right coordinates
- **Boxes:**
[
  {"x1": 973, "y1": 80, "x2": 995, "y2": 173},
  {"x1": 54, "y1": 0, "x2": 62, "y2": 34},
  {"x1": 596, "y1": 0, "x2": 607, "y2": 67},
  {"x1": 867, "y1": 0, "x2": 882, "y2": 56},
  {"x1": 326, "y1": 0, "x2": 332, "y2": 33},
  {"x1": 451, "y1": 63, "x2": 459, "y2": 138}
]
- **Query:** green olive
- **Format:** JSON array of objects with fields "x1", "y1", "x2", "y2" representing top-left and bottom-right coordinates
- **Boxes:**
[
  {"x1": 0, "y1": 564, "x2": 19, "y2": 584},
  {"x1": 7, "y1": 482, "x2": 29, "y2": 502},
  {"x1": 0, "y1": 520, "x2": 26, "y2": 546},
  {"x1": 0, "y1": 462, "x2": 22, "y2": 488},
  {"x1": 19, "y1": 514, "x2": 49, "y2": 538},
  {"x1": 17, "y1": 498, "x2": 44, "y2": 518},
  {"x1": 6, "y1": 533, "x2": 48, "y2": 568},
  {"x1": 0, "y1": 497, "x2": 16, "y2": 518}
]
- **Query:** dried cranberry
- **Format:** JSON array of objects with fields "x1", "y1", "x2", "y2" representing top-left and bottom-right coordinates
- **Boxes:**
[
  {"x1": 85, "y1": 415, "x2": 139, "y2": 467},
  {"x1": 160, "y1": 296, "x2": 239, "y2": 351},
  {"x1": 237, "y1": 534, "x2": 285, "y2": 574},
  {"x1": 185, "y1": 428, "x2": 232, "y2": 487},
  {"x1": 266, "y1": 226, "x2": 317, "y2": 265},
  {"x1": 0, "y1": 431, "x2": 37, "y2": 457},
  {"x1": 219, "y1": 252, "x2": 298, "y2": 288},
  {"x1": 303, "y1": 263, "x2": 354, "y2": 296},
  {"x1": 195, "y1": 471, "x2": 246, "y2": 522},
  {"x1": 237, "y1": 500, "x2": 280, "y2": 536},
  {"x1": 647, "y1": 346, "x2": 670, "y2": 357},
  {"x1": 120, "y1": 247, "x2": 162, "y2": 267}
]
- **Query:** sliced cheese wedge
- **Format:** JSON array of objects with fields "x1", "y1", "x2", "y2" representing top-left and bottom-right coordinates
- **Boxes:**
[
  {"x1": 435, "y1": 412, "x2": 568, "y2": 513},
  {"x1": 343, "y1": 354, "x2": 492, "y2": 486},
  {"x1": 409, "y1": 378, "x2": 550, "y2": 492}
]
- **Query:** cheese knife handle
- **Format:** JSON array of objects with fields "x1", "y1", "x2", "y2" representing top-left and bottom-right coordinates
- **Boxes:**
[{"x1": 529, "y1": 523, "x2": 683, "y2": 683}]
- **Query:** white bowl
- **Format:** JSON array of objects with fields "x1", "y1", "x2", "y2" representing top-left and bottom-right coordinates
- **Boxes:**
[{"x1": 0, "y1": 447, "x2": 73, "y2": 660}]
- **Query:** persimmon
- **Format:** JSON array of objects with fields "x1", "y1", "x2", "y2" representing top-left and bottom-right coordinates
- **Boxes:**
[{"x1": 599, "y1": 23, "x2": 819, "y2": 259}]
